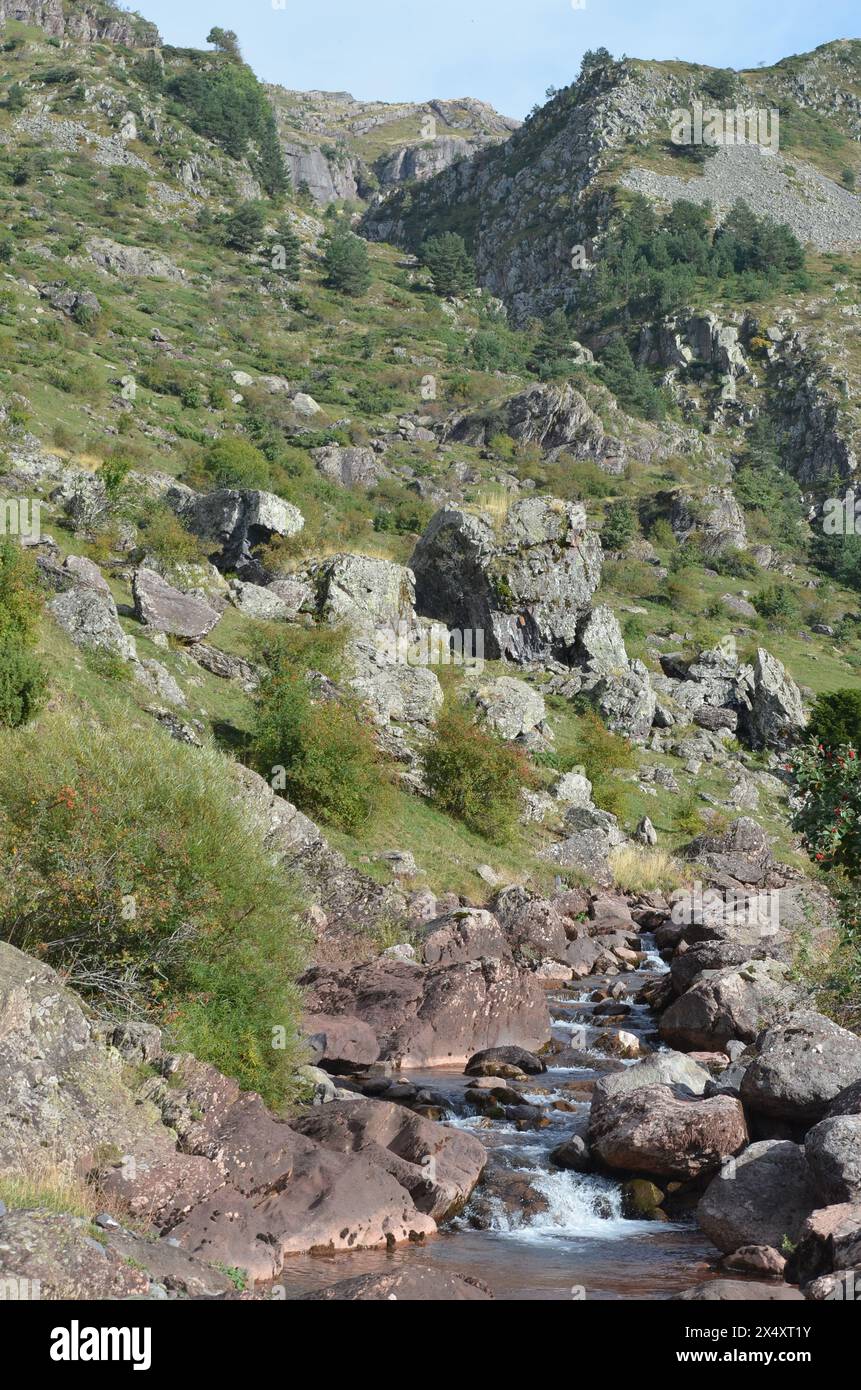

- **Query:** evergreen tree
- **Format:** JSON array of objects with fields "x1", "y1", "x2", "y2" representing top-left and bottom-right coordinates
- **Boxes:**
[
  {"x1": 323, "y1": 225, "x2": 372, "y2": 296},
  {"x1": 223, "y1": 202, "x2": 265, "y2": 253},
  {"x1": 274, "y1": 221, "x2": 302, "y2": 279},
  {"x1": 421, "y1": 233, "x2": 476, "y2": 298}
]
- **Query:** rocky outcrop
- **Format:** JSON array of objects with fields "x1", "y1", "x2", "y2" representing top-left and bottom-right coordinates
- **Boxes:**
[
  {"x1": 0, "y1": 0, "x2": 159, "y2": 46},
  {"x1": 228, "y1": 763, "x2": 402, "y2": 937},
  {"x1": 411, "y1": 497, "x2": 602, "y2": 664},
  {"x1": 300, "y1": 956, "x2": 551, "y2": 1067},
  {"x1": 670, "y1": 486, "x2": 748, "y2": 558},
  {"x1": 698, "y1": 1140, "x2": 820, "y2": 1253},
  {"x1": 442, "y1": 383, "x2": 622, "y2": 468},
  {"x1": 659, "y1": 959, "x2": 797, "y2": 1050},
  {"x1": 173, "y1": 488, "x2": 304, "y2": 580},
  {"x1": 47, "y1": 586, "x2": 136, "y2": 661},
  {"x1": 736, "y1": 649, "x2": 808, "y2": 750}
]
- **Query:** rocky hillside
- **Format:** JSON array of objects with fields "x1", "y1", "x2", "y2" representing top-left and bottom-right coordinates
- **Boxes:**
[
  {"x1": 1, "y1": 1, "x2": 861, "y2": 1306},
  {"x1": 269, "y1": 87, "x2": 519, "y2": 206}
]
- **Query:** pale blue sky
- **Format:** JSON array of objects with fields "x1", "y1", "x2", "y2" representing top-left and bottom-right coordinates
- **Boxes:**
[{"x1": 137, "y1": 0, "x2": 859, "y2": 118}]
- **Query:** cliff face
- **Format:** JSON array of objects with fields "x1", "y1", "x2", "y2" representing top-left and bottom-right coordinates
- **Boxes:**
[
  {"x1": 0, "y1": 0, "x2": 159, "y2": 46},
  {"x1": 268, "y1": 87, "x2": 519, "y2": 205}
]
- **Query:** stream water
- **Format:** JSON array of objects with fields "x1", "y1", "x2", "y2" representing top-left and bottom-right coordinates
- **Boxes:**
[{"x1": 278, "y1": 937, "x2": 718, "y2": 1300}]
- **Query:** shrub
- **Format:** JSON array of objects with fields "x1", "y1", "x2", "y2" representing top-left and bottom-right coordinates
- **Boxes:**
[
  {"x1": 808, "y1": 689, "x2": 861, "y2": 751},
  {"x1": 0, "y1": 639, "x2": 47, "y2": 728},
  {"x1": 422, "y1": 705, "x2": 531, "y2": 842},
  {"x1": 601, "y1": 500, "x2": 637, "y2": 551},
  {"x1": 140, "y1": 507, "x2": 207, "y2": 575},
  {"x1": 754, "y1": 581, "x2": 800, "y2": 625},
  {"x1": 671, "y1": 791, "x2": 707, "y2": 837},
  {"x1": 791, "y1": 741, "x2": 861, "y2": 877},
  {"x1": 0, "y1": 537, "x2": 43, "y2": 646},
  {"x1": 204, "y1": 436, "x2": 271, "y2": 490},
  {"x1": 251, "y1": 671, "x2": 388, "y2": 832},
  {"x1": 0, "y1": 710, "x2": 309, "y2": 1105}
]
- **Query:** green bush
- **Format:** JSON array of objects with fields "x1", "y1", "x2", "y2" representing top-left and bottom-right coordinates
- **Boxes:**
[
  {"x1": 0, "y1": 640, "x2": 47, "y2": 728},
  {"x1": 808, "y1": 689, "x2": 861, "y2": 750},
  {"x1": 251, "y1": 671, "x2": 389, "y2": 832},
  {"x1": 0, "y1": 709, "x2": 309, "y2": 1105},
  {"x1": 204, "y1": 436, "x2": 271, "y2": 490},
  {"x1": 422, "y1": 705, "x2": 531, "y2": 842},
  {"x1": 791, "y1": 741, "x2": 861, "y2": 877},
  {"x1": 601, "y1": 500, "x2": 637, "y2": 551},
  {"x1": 754, "y1": 580, "x2": 800, "y2": 625},
  {"x1": 0, "y1": 538, "x2": 43, "y2": 647}
]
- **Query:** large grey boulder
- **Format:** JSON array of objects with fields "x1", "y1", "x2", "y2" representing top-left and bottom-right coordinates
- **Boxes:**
[
  {"x1": 698, "y1": 1140, "x2": 819, "y2": 1253},
  {"x1": 132, "y1": 568, "x2": 220, "y2": 641},
  {"x1": 659, "y1": 959, "x2": 796, "y2": 1049},
  {"x1": 574, "y1": 606, "x2": 655, "y2": 742},
  {"x1": 805, "y1": 1116, "x2": 861, "y2": 1203},
  {"x1": 470, "y1": 676, "x2": 548, "y2": 743},
  {"x1": 0, "y1": 941, "x2": 171, "y2": 1176},
  {"x1": 410, "y1": 497, "x2": 602, "y2": 664},
  {"x1": 228, "y1": 579, "x2": 294, "y2": 622},
  {"x1": 671, "y1": 486, "x2": 747, "y2": 558},
  {"x1": 740, "y1": 1012, "x2": 861, "y2": 1124},
  {"x1": 591, "y1": 1051, "x2": 712, "y2": 1104},
  {"x1": 539, "y1": 804, "x2": 627, "y2": 884},
  {"x1": 737, "y1": 649, "x2": 807, "y2": 750},
  {"x1": 418, "y1": 908, "x2": 510, "y2": 967},
  {"x1": 312, "y1": 444, "x2": 384, "y2": 489},
  {"x1": 310, "y1": 553, "x2": 417, "y2": 634},
  {"x1": 175, "y1": 488, "x2": 304, "y2": 579},
  {"x1": 682, "y1": 816, "x2": 783, "y2": 889},
  {"x1": 47, "y1": 586, "x2": 136, "y2": 660}
]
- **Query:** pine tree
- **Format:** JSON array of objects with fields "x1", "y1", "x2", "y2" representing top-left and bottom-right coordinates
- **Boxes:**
[
  {"x1": 421, "y1": 233, "x2": 476, "y2": 298},
  {"x1": 323, "y1": 225, "x2": 371, "y2": 296},
  {"x1": 272, "y1": 221, "x2": 302, "y2": 279}
]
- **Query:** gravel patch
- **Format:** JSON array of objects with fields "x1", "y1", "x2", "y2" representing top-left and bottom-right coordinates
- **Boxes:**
[{"x1": 621, "y1": 144, "x2": 861, "y2": 251}]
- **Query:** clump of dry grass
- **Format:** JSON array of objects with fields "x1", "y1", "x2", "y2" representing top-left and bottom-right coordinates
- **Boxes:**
[
  {"x1": 0, "y1": 1158, "x2": 98, "y2": 1222},
  {"x1": 610, "y1": 843, "x2": 686, "y2": 895}
]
